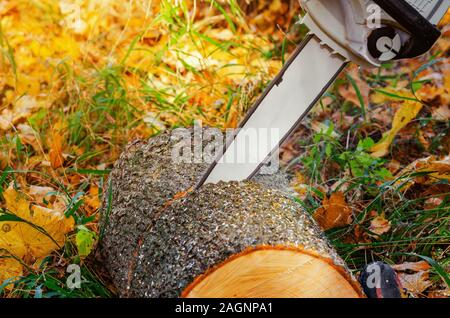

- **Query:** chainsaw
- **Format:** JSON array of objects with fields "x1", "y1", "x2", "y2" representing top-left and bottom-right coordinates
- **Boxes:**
[{"x1": 197, "y1": 0, "x2": 449, "y2": 187}]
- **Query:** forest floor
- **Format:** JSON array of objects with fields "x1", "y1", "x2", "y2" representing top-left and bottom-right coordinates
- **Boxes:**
[{"x1": 0, "y1": 0, "x2": 449, "y2": 298}]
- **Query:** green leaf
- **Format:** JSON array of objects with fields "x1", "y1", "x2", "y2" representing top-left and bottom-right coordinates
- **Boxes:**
[
  {"x1": 76, "y1": 228, "x2": 97, "y2": 258},
  {"x1": 325, "y1": 143, "x2": 333, "y2": 157},
  {"x1": 358, "y1": 137, "x2": 375, "y2": 151}
]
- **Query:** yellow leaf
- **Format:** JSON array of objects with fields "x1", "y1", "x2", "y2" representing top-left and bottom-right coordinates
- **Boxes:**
[
  {"x1": 3, "y1": 184, "x2": 31, "y2": 220},
  {"x1": 0, "y1": 256, "x2": 23, "y2": 291},
  {"x1": 1, "y1": 186, "x2": 74, "y2": 261},
  {"x1": 370, "y1": 101, "x2": 423, "y2": 157},
  {"x1": 0, "y1": 222, "x2": 29, "y2": 258},
  {"x1": 370, "y1": 88, "x2": 412, "y2": 105},
  {"x1": 19, "y1": 205, "x2": 74, "y2": 258}
]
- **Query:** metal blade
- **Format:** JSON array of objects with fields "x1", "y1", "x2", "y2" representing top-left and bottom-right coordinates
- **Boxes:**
[{"x1": 198, "y1": 35, "x2": 347, "y2": 186}]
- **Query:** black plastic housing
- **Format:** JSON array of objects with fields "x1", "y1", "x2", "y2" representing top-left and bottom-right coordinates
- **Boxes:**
[{"x1": 372, "y1": 0, "x2": 442, "y2": 59}]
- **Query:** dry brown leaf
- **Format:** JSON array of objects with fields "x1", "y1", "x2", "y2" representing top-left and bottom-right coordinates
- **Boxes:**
[
  {"x1": 0, "y1": 153, "x2": 7, "y2": 170},
  {"x1": 313, "y1": 192, "x2": 352, "y2": 230},
  {"x1": 395, "y1": 156, "x2": 450, "y2": 190},
  {"x1": 432, "y1": 104, "x2": 450, "y2": 121},
  {"x1": 387, "y1": 159, "x2": 401, "y2": 174},
  {"x1": 391, "y1": 261, "x2": 431, "y2": 272},
  {"x1": 424, "y1": 197, "x2": 444, "y2": 210},
  {"x1": 0, "y1": 95, "x2": 37, "y2": 131},
  {"x1": 398, "y1": 271, "x2": 433, "y2": 295},
  {"x1": 339, "y1": 66, "x2": 369, "y2": 108},
  {"x1": 29, "y1": 185, "x2": 56, "y2": 204},
  {"x1": 369, "y1": 213, "x2": 391, "y2": 236}
]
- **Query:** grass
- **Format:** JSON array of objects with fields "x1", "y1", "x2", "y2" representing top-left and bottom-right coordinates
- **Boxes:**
[
  {"x1": 1, "y1": 0, "x2": 449, "y2": 297},
  {"x1": 290, "y1": 62, "x2": 450, "y2": 294}
]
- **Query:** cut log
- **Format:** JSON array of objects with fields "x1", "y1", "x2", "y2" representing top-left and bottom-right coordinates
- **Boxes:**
[
  {"x1": 184, "y1": 247, "x2": 359, "y2": 298},
  {"x1": 100, "y1": 128, "x2": 363, "y2": 298}
]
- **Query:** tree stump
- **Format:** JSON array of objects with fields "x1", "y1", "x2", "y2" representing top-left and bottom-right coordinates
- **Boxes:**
[{"x1": 100, "y1": 129, "x2": 363, "y2": 298}]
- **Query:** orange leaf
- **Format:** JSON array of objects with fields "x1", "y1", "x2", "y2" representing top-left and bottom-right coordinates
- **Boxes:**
[
  {"x1": 313, "y1": 192, "x2": 352, "y2": 230},
  {"x1": 84, "y1": 186, "x2": 101, "y2": 212},
  {"x1": 49, "y1": 133, "x2": 64, "y2": 169},
  {"x1": 391, "y1": 261, "x2": 431, "y2": 272}
]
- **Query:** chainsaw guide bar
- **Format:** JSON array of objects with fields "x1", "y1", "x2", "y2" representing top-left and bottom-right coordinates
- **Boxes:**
[{"x1": 198, "y1": 0, "x2": 449, "y2": 187}]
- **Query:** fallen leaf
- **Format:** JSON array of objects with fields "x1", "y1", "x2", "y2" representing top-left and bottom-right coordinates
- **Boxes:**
[
  {"x1": 387, "y1": 159, "x2": 401, "y2": 174},
  {"x1": 428, "y1": 287, "x2": 450, "y2": 298},
  {"x1": 3, "y1": 184, "x2": 30, "y2": 219},
  {"x1": 392, "y1": 261, "x2": 431, "y2": 272},
  {"x1": 207, "y1": 29, "x2": 234, "y2": 41},
  {"x1": 370, "y1": 88, "x2": 412, "y2": 105},
  {"x1": 439, "y1": 8, "x2": 450, "y2": 26},
  {"x1": 76, "y1": 228, "x2": 97, "y2": 258},
  {"x1": 0, "y1": 95, "x2": 37, "y2": 131},
  {"x1": 0, "y1": 255, "x2": 23, "y2": 290},
  {"x1": 84, "y1": 186, "x2": 101, "y2": 212},
  {"x1": 369, "y1": 213, "x2": 391, "y2": 236},
  {"x1": 0, "y1": 185, "x2": 74, "y2": 283},
  {"x1": 49, "y1": 133, "x2": 65, "y2": 169},
  {"x1": 398, "y1": 271, "x2": 433, "y2": 295},
  {"x1": 339, "y1": 66, "x2": 369, "y2": 108},
  {"x1": 432, "y1": 104, "x2": 450, "y2": 121},
  {"x1": 29, "y1": 185, "x2": 56, "y2": 204},
  {"x1": 395, "y1": 156, "x2": 450, "y2": 190},
  {"x1": 370, "y1": 100, "x2": 423, "y2": 158},
  {"x1": 0, "y1": 153, "x2": 7, "y2": 170},
  {"x1": 313, "y1": 192, "x2": 352, "y2": 230},
  {"x1": 424, "y1": 197, "x2": 444, "y2": 210}
]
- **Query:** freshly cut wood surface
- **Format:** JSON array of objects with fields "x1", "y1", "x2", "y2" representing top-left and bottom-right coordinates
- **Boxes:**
[{"x1": 184, "y1": 247, "x2": 362, "y2": 298}]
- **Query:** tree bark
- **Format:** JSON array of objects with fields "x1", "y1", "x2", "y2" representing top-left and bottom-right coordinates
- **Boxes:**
[{"x1": 100, "y1": 128, "x2": 363, "y2": 298}]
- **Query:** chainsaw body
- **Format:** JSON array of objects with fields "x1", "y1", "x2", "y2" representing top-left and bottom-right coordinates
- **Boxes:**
[{"x1": 301, "y1": 0, "x2": 447, "y2": 67}]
